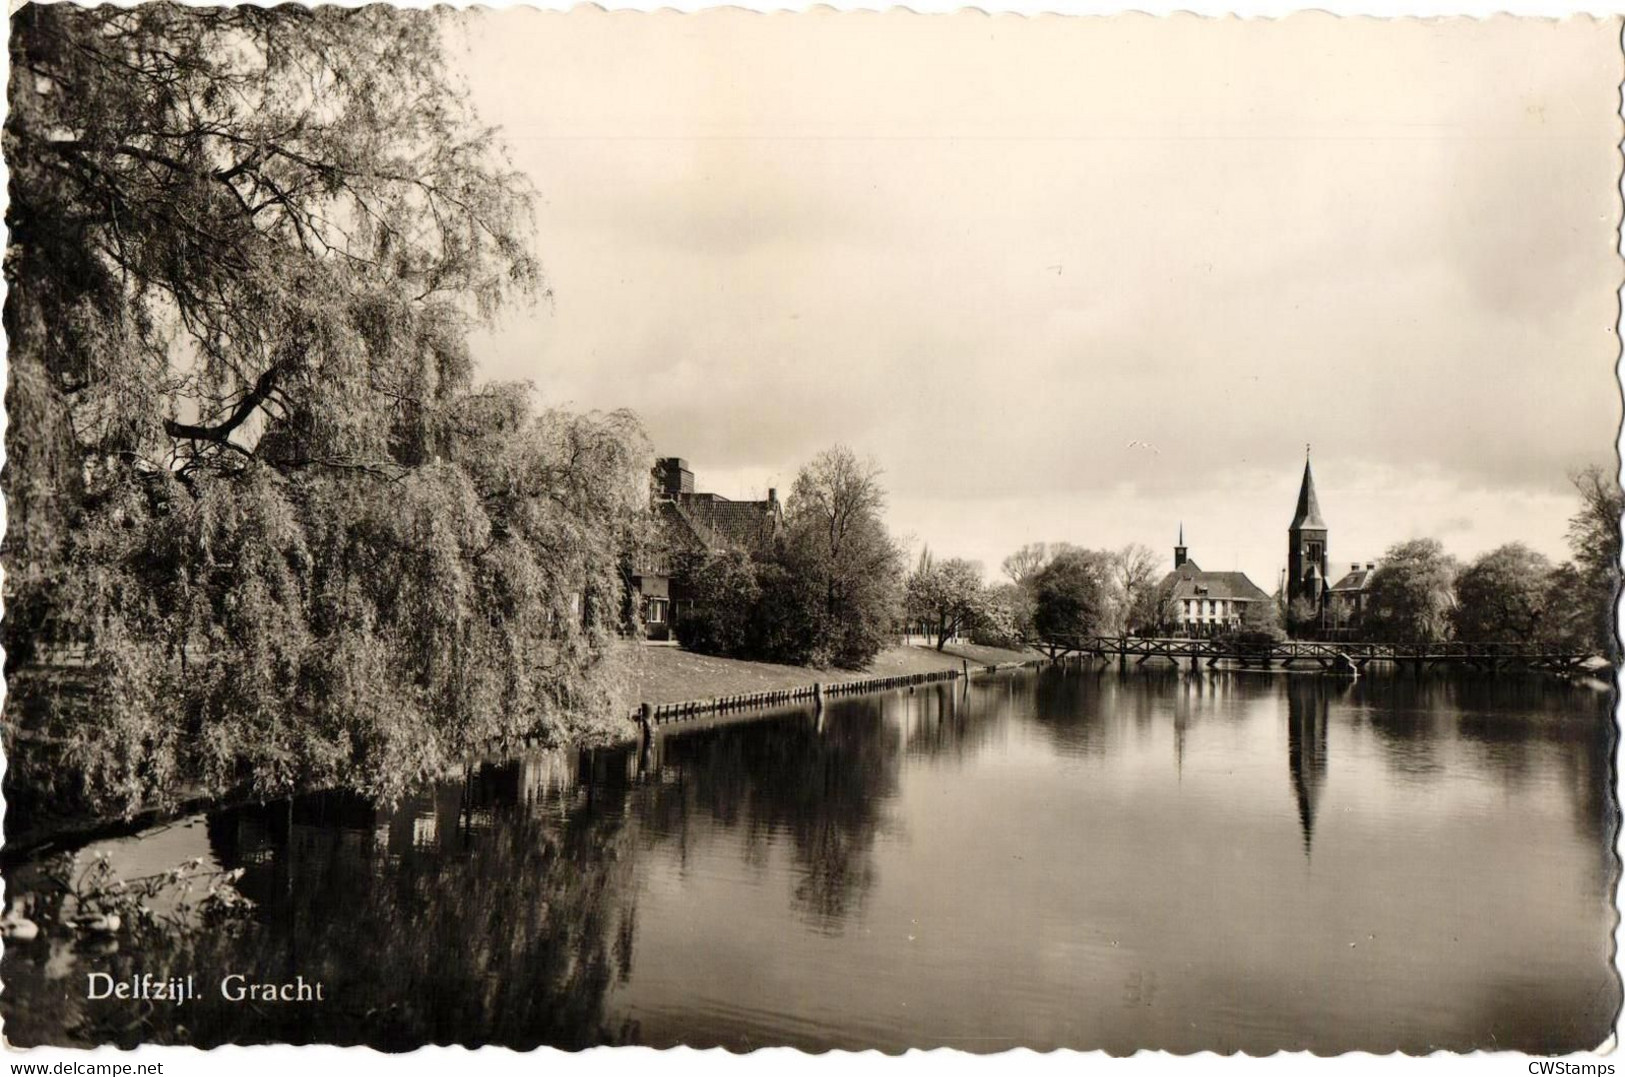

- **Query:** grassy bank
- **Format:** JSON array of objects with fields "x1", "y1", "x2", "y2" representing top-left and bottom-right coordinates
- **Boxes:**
[
  {"x1": 625, "y1": 641, "x2": 1046, "y2": 706},
  {"x1": 2, "y1": 642, "x2": 1044, "y2": 862}
]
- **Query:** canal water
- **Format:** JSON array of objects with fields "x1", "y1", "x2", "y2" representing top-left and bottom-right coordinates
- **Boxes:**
[{"x1": 3, "y1": 668, "x2": 1618, "y2": 1052}]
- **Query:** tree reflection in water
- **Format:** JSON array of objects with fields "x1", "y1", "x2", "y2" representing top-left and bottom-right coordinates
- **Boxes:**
[
  {"x1": 1350, "y1": 672, "x2": 1614, "y2": 856},
  {"x1": 4, "y1": 667, "x2": 1615, "y2": 1052},
  {"x1": 638, "y1": 696, "x2": 904, "y2": 932},
  {"x1": 1027, "y1": 666, "x2": 1115, "y2": 755},
  {"x1": 3, "y1": 753, "x2": 640, "y2": 1050},
  {"x1": 900, "y1": 680, "x2": 1013, "y2": 762}
]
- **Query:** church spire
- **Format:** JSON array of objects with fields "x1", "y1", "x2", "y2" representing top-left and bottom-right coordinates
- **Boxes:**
[
  {"x1": 1290, "y1": 452, "x2": 1326, "y2": 530},
  {"x1": 1174, "y1": 522, "x2": 1188, "y2": 569},
  {"x1": 1286, "y1": 449, "x2": 1330, "y2": 624}
]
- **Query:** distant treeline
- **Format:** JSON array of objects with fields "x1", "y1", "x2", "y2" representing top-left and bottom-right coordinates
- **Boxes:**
[
  {"x1": 920, "y1": 468, "x2": 1621, "y2": 655},
  {"x1": 680, "y1": 463, "x2": 1622, "y2": 671},
  {"x1": 1296, "y1": 467, "x2": 1620, "y2": 653}
]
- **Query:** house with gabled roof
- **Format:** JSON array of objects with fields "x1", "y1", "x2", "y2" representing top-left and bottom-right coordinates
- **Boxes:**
[
  {"x1": 1327, "y1": 560, "x2": 1378, "y2": 631},
  {"x1": 1156, "y1": 524, "x2": 1272, "y2": 635},
  {"x1": 631, "y1": 457, "x2": 783, "y2": 640}
]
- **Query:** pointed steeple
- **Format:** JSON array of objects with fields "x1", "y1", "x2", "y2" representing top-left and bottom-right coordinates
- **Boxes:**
[
  {"x1": 1290, "y1": 451, "x2": 1326, "y2": 530},
  {"x1": 1173, "y1": 522, "x2": 1188, "y2": 569}
]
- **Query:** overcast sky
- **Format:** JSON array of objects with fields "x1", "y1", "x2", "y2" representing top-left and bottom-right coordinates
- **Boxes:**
[{"x1": 453, "y1": 12, "x2": 1621, "y2": 589}]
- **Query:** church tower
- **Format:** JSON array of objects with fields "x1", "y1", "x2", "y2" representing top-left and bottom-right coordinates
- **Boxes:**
[
  {"x1": 1174, "y1": 522, "x2": 1188, "y2": 569},
  {"x1": 1287, "y1": 450, "x2": 1329, "y2": 618}
]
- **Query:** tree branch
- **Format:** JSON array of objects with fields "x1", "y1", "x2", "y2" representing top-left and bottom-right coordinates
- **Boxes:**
[{"x1": 164, "y1": 363, "x2": 279, "y2": 447}]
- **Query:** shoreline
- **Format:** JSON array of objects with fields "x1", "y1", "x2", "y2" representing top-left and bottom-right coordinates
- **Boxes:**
[
  {"x1": 623, "y1": 641, "x2": 1052, "y2": 729},
  {"x1": 1, "y1": 641, "x2": 1049, "y2": 866},
  {"x1": 6, "y1": 641, "x2": 1605, "y2": 866},
  {"x1": 623, "y1": 640, "x2": 1049, "y2": 707}
]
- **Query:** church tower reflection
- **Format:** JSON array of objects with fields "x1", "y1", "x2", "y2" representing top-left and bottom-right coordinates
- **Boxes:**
[{"x1": 1286, "y1": 679, "x2": 1330, "y2": 857}]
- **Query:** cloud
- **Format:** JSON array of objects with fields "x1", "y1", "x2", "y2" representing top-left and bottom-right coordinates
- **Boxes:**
[{"x1": 458, "y1": 11, "x2": 1622, "y2": 583}]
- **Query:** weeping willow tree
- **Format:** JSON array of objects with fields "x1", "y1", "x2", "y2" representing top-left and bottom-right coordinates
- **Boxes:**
[{"x1": 4, "y1": 4, "x2": 653, "y2": 820}]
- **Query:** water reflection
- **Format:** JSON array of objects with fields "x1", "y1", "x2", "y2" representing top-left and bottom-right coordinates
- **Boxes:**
[
  {"x1": 6, "y1": 754, "x2": 641, "y2": 1049},
  {"x1": 3, "y1": 667, "x2": 1616, "y2": 1052},
  {"x1": 638, "y1": 698, "x2": 902, "y2": 930},
  {"x1": 1287, "y1": 679, "x2": 1330, "y2": 857}
]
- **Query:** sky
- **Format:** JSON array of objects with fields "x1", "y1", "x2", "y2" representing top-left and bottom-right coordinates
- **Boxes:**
[{"x1": 450, "y1": 12, "x2": 1622, "y2": 590}]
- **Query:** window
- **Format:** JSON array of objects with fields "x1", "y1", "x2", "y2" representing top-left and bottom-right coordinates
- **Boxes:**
[{"x1": 647, "y1": 598, "x2": 668, "y2": 625}]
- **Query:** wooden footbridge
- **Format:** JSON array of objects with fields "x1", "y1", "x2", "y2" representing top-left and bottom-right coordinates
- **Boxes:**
[{"x1": 1038, "y1": 636, "x2": 1599, "y2": 674}]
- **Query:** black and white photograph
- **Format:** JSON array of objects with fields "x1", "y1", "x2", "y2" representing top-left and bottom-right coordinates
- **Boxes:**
[{"x1": 0, "y1": 3, "x2": 1622, "y2": 1061}]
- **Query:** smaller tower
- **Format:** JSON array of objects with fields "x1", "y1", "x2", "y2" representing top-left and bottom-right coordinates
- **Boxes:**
[{"x1": 1174, "y1": 522, "x2": 1188, "y2": 569}]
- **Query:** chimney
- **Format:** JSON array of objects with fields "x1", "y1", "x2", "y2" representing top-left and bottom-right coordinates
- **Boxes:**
[
  {"x1": 767, "y1": 487, "x2": 777, "y2": 505},
  {"x1": 654, "y1": 457, "x2": 693, "y2": 498},
  {"x1": 1350, "y1": 563, "x2": 1360, "y2": 573},
  {"x1": 1366, "y1": 562, "x2": 1375, "y2": 572}
]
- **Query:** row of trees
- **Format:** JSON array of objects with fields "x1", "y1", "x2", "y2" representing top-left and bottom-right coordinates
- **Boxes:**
[
  {"x1": 4, "y1": 6, "x2": 659, "y2": 818},
  {"x1": 677, "y1": 474, "x2": 1180, "y2": 667},
  {"x1": 898, "y1": 463, "x2": 1621, "y2": 656},
  {"x1": 899, "y1": 542, "x2": 1173, "y2": 651},
  {"x1": 1350, "y1": 467, "x2": 1620, "y2": 652},
  {"x1": 672, "y1": 448, "x2": 906, "y2": 669}
]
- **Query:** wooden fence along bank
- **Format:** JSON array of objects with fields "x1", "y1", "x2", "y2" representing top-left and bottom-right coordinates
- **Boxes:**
[{"x1": 634, "y1": 658, "x2": 1049, "y2": 736}]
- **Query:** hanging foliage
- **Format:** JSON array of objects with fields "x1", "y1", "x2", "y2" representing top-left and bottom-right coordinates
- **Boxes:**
[{"x1": 4, "y1": 5, "x2": 653, "y2": 820}]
